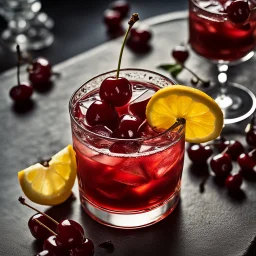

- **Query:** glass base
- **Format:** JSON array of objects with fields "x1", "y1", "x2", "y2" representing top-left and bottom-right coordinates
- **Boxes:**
[
  {"x1": 206, "y1": 82, "x2": 256, "y2": 124},
  {"x1": 1, "y1": 27, "x2": 54, "y2": 51},
  {"x1": 80, "y1": 191, "x2": 180, "y2": 229}
]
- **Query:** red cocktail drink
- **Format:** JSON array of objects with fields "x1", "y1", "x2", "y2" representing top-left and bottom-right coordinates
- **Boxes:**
[
  {"x1": 189, "y1": 0, "x2": 256, "y2": 62},
  {"x1": 69, "y1": 69, "x2": 185, "y2": 228}
]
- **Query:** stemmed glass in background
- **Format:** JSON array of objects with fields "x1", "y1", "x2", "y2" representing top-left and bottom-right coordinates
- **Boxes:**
[
  {"x1": 189, "y1": 0, "x2": 256, "y2": 124},
  {"x1": 0, "y1": 0, "x2": 54, "y2": 51}
]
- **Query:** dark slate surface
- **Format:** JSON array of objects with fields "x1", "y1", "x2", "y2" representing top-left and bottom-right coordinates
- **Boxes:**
[{"x1": 0, "y1": 12, "x2": 255, "y2": 256}]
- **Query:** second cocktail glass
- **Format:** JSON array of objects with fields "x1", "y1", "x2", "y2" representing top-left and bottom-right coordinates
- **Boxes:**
[
  {"x1": 189, "y1": 0, "x2": 256, "y2": 124},
  {"x1": 69, "y1": 69, "x2": 185, "y2": 229}
]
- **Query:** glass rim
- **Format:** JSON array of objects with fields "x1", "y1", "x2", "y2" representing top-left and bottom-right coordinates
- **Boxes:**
[
  {"x1": 190, "y1": 0, "x2": 229, "y2": 16},
  {"x1": 69, "y1": 68, "x2": 185, "y2": 143}
]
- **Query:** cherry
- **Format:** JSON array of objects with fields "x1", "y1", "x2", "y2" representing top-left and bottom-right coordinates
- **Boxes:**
[
  {"x1": 210, "y1": 149, "x2": 232, "y2": 177},
  {"x1": 113, "y1": 114, "x2": 142, "y2": 138},
  {"x1": 103, "y1": 9, "x2": 122, "y2": 30},
  {"x1": 172, "y1": 45, "x2": 189, "y2": 64},
  {"x1": 86, "y1": 100, "x2": 118, "y2": 129},
  {"x1": 19, "y1": 197, "x2": 86, "y2": 251},
  {"x1": 99, "y1": 77, "x2": 132, "y2": 107},
  {"x1": 110, "y1": 0, "x2": 130, "y2": 18},
  {"x1": 225, "y1": 173, "x2": 243, "y2": 190},
  {"x1": 55, "y1": 219, "x2": 84, "y2": 249},
  {"x1": 224, "y1": 140, "x2": 244, "y2": 160},
  {"x1": 10, "y1": 82, "x2": 33, "y2": 102},
  {"x1": 28, "y1": 57, "x2": 52, "y2": 86},
  {"x1": 43, "y1": 236, "x2": 69, "y2": 256},
  {"x1": 10, "y1": 45, "x2": 33, "y2": 102},
  {"x1": 35, "y1": 250, "x2": 54, "y2": 256},
  {"x1": 70, "y1": 238, "x2": 95, "y2": 256},
  {"x1": 109, "y1": 141, "x2": 140, "y2": 153},
  {"x1": 187, "y1": 144, "x2": 213, "y2": 165},
  {"x1": 214, "y1": 135, "x2": 227, "y2": 152},
  {"x1": 226, "y1": 0, "x2": 250, "y2": 25},
  {"x1": 130, "y1": 25, "x2": 152, "y2": 45},
  {"x1": 28, "y1": 213, "x2": 57, "y2": 240},
  {"x1": 237, "y1": 150, "x2": 256, "y2": 172},
  {"x1": 245, "y1": 114, "x2": 256, "y2": 147},
  {"x1": 129, "y1": 97, "x2": 150, "y2": 120},
  {"x1": 100, "y1": 14, "x2": 139, "y2": 107}
]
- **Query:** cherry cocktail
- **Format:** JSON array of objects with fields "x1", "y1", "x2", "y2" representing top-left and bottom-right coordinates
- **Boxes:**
[
  {"x1": 69, "y1": 69, "x2": 185, "y2": 228},
  {"x1": 189, "y1": 0, "x2": 256, "y2": 62}
]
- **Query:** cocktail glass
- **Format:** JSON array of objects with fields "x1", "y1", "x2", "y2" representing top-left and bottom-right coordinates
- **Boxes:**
[
  {"x1": 69, "y1": 69, "x2": 185, "y2": 229},
  {"x1": 189, "y1": 0, "x2": 256, "y2": 124}
]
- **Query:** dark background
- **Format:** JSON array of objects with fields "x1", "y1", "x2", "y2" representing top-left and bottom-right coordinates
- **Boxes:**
[
  {"x1": 0, "y1": 0, "x2": 187, "y2": 73},
  {"x1": 1, "y1": 1, "x2": 256, "y2": 256}
]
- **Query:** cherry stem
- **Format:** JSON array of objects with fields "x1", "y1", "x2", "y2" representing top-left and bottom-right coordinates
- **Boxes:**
[
  {"x1": 34, "y1": 219, "x2": 57, "y2": 236},
  {"x1": 116, "y1": 13, "x2": 139, "y2": 79},
  {"x1": 180, "y1": 63, "x2": 209, "y2": 84},
  {"x1": 249, "y1": 148, "x2": 256, "y2": 156},
  {"x1": 18, "y1": 196, "x2": 59, "y2": 225},
  {"x1": 16, "y1": 45, "x2": 21, "y2": 86},
  {"x1": 221, "y1": 146, "x2": 229, "y2": 155}
]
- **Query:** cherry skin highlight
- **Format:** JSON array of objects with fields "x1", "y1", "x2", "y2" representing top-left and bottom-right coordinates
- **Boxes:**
[
  {"x1": 113, "y1": 114, "x2": 142, "y2": 139},
  {"x1": 210, "y1": 153, "x2": 232, "y2": 177},
  {"x1": 10, "y1": 82, "x2": 33, "y2": 102},
  {"x1": 86, "y1": 100, "x2": 118, "y2": 129},
  {"x1": 100, "y1": 77, "x2": 132, "y2": 107},
  {"x1": 237, "y1": 152, "x2": 256, "y2": 172},
  {"x1": 225, "y1": 173, "x2": 243, "y2": 190},
  {"x1": 70, "y1": 238, "x2": 95, "y2": 256},
  {"x1": 35, "y1": 250, "x2": 54, "y2": 256},
  {"x1": 28, "y1": 213, "x2": 57, "y2": 241},
  {"x1": 43, "y1": 236, "x2": 69, "y2": 256},
  {"x1": 187, "y1": 144, "x2": 213, "y2": 165},
  {"x1": 29, "y1": 57, "x2": 52, "y2": 85},
  {"x1": 55, "y1": 219, "x2": 84, "y2": 250}
]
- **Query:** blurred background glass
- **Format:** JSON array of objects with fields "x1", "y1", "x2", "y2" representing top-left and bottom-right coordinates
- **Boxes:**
[{"x1": 0, "y1": 0, "x2": 54, "y2": 51}]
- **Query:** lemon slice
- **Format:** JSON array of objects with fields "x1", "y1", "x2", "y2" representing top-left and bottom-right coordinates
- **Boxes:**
[
  {"x1": 146, "y1": 85, "x2": 224, "y2": 143},
  {"x1": 18, "y1": 145, "x2": 77, "y2": 206}
]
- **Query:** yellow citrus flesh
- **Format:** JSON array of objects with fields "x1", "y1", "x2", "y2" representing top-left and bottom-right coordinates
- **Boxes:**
[
  {"x1": 146, "y1": 85, "x2": 224, "y2": 143},
  {"x1": 18, "y1": 145, "x2": 77, "y2": 206}
]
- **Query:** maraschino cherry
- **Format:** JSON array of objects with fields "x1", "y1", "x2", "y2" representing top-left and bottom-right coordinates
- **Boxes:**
[
  {"x1": 43, "y1": 236, "x2": 69, "y2": 256},
  {"x1": 226, "y1": 0, "x2": 251, "y2": 25},
  {"x1": 70, "y1": 238, "x2": 95, "y2": 256},
  {"x1": 245, "y1": 114, "x2": 256, "y2": 148},
  {"x1": 18, "y1": 197, "x2": 94, "y2": 254},
  {"x1": 187, "y1": 144, "x2": 213, "y2": 165},
  {"x1": 86, "y1": 100, "x2": 118, "y2": 129},
  {"x1": 28, "y1": 213, "x2": 57, "y2": 240},
  {"x1": 172, "y1": 45, "x2": 189, "y2": 64},
  {"x1": 223, "y1": 140, "x2": 244, "y2": 160},
  {"x1": 225, "y1": 173, "x2": 243, "y2": 190},
  {"x1": 210, "y1": 147, "x2": 232, "y2": 177},
  {"x1": 113, "y1": 114, "x2": 142, "y2": 138},
  {"x1": 28, "y1": 57, "x2": 52, "y2": 86},
  {"x1": 237, "y1": 149, "x2": 256, "y2": 172},
  {"x1": 110, "y1": 0, "x2": 130, "y2": 18},
  {"x1": 99, "y1": 13, "x2": 139, "y2": 107},
  {"x1": 103, "y1": 9, "x2": 122, "y2": 31},
  {"x1": 9, "y1": 45, "x2": 33, "y2": 102}
]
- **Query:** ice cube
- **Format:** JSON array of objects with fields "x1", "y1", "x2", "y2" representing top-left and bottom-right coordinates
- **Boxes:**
[{"x1": 92, "y1": 154, "x2": 125, "y2": 166}]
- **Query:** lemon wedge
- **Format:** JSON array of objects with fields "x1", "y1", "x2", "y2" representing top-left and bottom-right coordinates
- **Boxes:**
[
  {"x1": 18, "y1": 145, "x2": 77, "y2": 206},
  {"x1": 146, "y1": 85, "x2": 224, "y2": 143}
]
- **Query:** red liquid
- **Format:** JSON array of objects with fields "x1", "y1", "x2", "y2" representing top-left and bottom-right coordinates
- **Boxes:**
[
  {"x1": 189, "y1": 0, "x2": 256, "y2": 62},
  {"x1": 72, "y1": 82, "x2": 185, "y2": 211}
]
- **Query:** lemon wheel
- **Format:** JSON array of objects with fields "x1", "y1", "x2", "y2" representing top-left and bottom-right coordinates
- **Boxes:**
[{"x1": 146, "y1": 85, "x2": 224, "y2": 143}]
